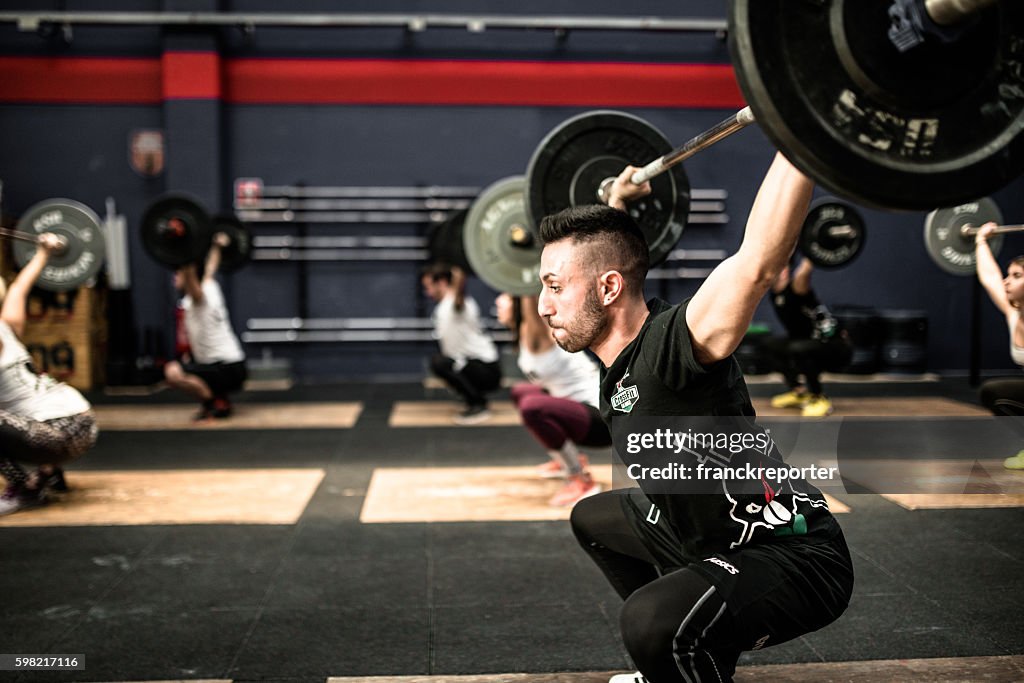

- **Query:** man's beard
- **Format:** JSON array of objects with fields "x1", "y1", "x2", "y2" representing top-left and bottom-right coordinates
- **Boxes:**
[{"x1": 555, "y1": 288, "x2": 607, "y2": 353}]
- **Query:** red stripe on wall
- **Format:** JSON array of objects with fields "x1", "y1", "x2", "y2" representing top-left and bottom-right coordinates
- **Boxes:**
[
  {"x1": 0, "y1": 56, "x2": 745, "y2": 109},
  {"x1": 0, "y1": 56, "x2": 162, "y2": 104},
  {"x1": 226, "y1": 58, "x2": 745, "y2": 108},
  {"x1": 162, "y1": 51, "x2": 222, "y2": 100}
]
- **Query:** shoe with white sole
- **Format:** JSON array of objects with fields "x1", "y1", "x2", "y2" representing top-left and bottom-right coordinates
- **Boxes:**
[{"x1": 608, "y1": 673, "x2": 649, "y2": 683}]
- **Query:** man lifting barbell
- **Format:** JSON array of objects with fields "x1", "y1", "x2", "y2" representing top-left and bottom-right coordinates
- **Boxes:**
[
  {"x1": 163, "y1": 232, "x2": 248, "y2": 420},
  {"x1": 0, "y1": 233, "x2": 98, "y2": 515},
  {"x1": 536, "y1": 154, "x2": 852, "y2": 683}
]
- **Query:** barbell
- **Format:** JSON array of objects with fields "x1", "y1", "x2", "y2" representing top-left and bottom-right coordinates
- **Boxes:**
[
  {"x1": 729, "y1": 0, "x2": 1021, "y2": 212},
  {"x1": 140, "y1": 194, "x2": 252, "y2": 273},
  {"x1": 10, "y1": 199, "x2": 107, "y2": 292},
  {"x1": 463, "y1": 102, "x2": 870, "y2": 295},
  {"x1": 924, "y1": 197, "x2": 1006, "y2": 275},
  {"x1": 525, "y1": 0, "x2": 1020, "y2": 246},
  {"x1": 462, "y1": 176, "x2": 538, "y2": 295},
  {"x1": 459, "y1": 176, "x2": 867, "y2": 296},
  {"x1": 799, "y1": 200, "x2": 867, "y2": 269}
]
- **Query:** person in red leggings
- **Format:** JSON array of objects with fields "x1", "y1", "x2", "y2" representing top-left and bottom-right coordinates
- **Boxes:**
[{"x1": 496, "y1": 293, "x2": 610, "y2": 507}]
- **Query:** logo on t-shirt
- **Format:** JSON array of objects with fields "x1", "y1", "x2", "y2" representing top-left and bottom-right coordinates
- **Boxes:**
[{"x1": 611, "y1": 371, "x2": 639, "y2": 413}]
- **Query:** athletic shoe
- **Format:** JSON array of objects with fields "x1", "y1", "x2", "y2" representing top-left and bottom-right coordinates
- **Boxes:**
[
  {"x1": 548, "y1": 473, "x2": 601, "y2": 507},
  {"x1": 211, "y1": 397, "x2": 232, "y2": 419},
  {"x1": 536, "y1": 454, "x2": 590, "y2": 479},
  {"x1": 770, "y1": 390, "x2": 809, "y2": 409},
  {"x1": 453, "y1": 405, "x2": 491, "y2": 425},
  {"x1": 0, "y1": 484, "x2": 46, "y2": 516},
  {"x1": 37, "y1": 467, "x2": 69, "y2": 493},
  {"x1": 194, "y1": 400, "x2": 215, "y2": 421},
  {"x1": 609, "y1": 673, "x2": 649, "y2": 683},
  {"x1": 1004, "y1": 450, "x2": 1024, "y2": 470},
  {"x1": 801, "y1": 395, "x2": 834, "y2": 417}
]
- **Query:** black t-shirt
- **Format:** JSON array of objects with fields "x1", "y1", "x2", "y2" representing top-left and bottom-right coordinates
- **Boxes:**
[
  {"x1": 772, "y1": 285, "x2": 838, "y2": 341},
  {"x1": 600, "y1": 298, "x2": 840, "y2": 559},
  {"x1": 771, "y1": 285, "x2": 819, "y2": 339}
]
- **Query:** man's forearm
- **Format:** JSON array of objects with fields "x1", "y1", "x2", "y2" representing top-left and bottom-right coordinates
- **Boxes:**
[{"x1": 737, "y1": 153, "x2": 813, "y2": 282}]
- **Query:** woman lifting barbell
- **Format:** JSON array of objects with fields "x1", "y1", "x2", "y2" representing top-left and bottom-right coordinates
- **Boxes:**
[
  {"x1": 974, "y1": 222, "x2": 1024, "y2": 470},
  {"x1": 0, "y1": 233, "x2": 98, "y2": 516},
  {"x1": 495, "y1": 292, "x2": 610, "y2": 507}
]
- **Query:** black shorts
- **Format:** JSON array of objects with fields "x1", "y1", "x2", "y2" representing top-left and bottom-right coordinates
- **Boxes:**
[
  {"x1": 182, "y1": 360, "x2": 247, "y2": 395},
  {"x1": 619, "y1": 488, "x2": 854, "y2": 652}
]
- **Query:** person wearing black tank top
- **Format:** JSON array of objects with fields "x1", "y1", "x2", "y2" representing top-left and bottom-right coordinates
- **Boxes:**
[
  {"x1": 536, "y1": 154, "x2": 852, "y2": 683},
  {"x1": 763, "y1": 258, "x2": 852, "y2": 417}
]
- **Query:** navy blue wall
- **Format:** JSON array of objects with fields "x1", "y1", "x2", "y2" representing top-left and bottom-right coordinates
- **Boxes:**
[{"x1": 1, "y1": 1, "x2": 1023, "y2": 381}]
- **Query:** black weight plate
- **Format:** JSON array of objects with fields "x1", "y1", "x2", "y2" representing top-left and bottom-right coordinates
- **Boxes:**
[
  {"x1": 140, "y1": 194, "x2": 213, "y2": 268},
  {"x1": 525, "y1": 110, "x2": 690, "y2": 266},
  {"x1": 924, "y1": 196, "x2": 1004, "y2": 275},
  {"x1": 213, "y1": 214, "x2": 252, "y2": 273},
  {"x1": 799, "y1": 199, "x2": 866, "y2": 268},
  {"x1": 464, "y1": 176, "x2": 541, "y2": 296},
  {"x1": 13, "y1": 199, "x2": 106, "y2": 292},
  {"x1": 729, "y1": 0, "x2": 1024, "y2": 211},
  {"x1": 427, "y1": 208, "x2": 473, "y2": 272}
]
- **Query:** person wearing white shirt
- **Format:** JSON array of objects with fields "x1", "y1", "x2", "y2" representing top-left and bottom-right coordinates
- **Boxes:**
[
  {"x1": 421, "y1": 263, "x2": 501, "y2": 425},
  {"x1": 0, "y1": 233, "x2": 98, "y2": 515},
  {"x1": 496, "y1": 293, "x2": 609, "y2": 507},
  {"x1": 163, "y1": 232, "x2": 247, "y2": 420}
]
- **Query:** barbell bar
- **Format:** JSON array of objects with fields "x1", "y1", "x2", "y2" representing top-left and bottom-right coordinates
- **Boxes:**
[
  {"x1": 596, "y1": 107, "x2": 756, "y2": 204},
  {"x1": 926, "y1": 0, "x2": 997, "y2": 26},
  {"x1": 960, "y1": 224, "x2": 1024, "y2": 237},
  {"x1": 0, "y1": 226, "x2": 69, "y2": 253}
]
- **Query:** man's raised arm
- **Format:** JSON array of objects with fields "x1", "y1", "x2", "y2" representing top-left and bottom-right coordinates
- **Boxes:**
[{"x1": 686, "y1": 153, "x2": 814, "y2": 365}]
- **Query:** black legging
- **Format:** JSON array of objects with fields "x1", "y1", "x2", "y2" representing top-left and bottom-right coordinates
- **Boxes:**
[
  {"x1": 429, "y1": 354, "x2": 501, "y2": 408},
  {"x1": 762, "y1": 336, "x2": 851, "y2": 395},
  {"x1": 571, "y1": 492, "x2": 740, "y2": 683},
  {"x1": 980, "y1": 377, "x2": 1024, "y2": 439},
  {"x1": 571, "y1": 491, "x2": 852, "y2": 683}
]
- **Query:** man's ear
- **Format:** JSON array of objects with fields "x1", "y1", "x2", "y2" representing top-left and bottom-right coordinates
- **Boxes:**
[{"x1": 598, "y1": 270, "x2": 626, "y2": 306}]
